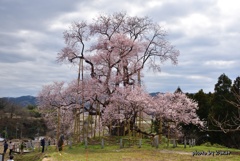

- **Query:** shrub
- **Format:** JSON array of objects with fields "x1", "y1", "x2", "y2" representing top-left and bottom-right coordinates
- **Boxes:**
[{"x1": 201, "y1": 142, "x2": 212, "y2": 147}]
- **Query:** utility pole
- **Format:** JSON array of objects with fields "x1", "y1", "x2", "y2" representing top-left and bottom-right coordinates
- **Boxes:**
[{"x1": 16, "y1": 123, "x2": 19, "y2": 139}]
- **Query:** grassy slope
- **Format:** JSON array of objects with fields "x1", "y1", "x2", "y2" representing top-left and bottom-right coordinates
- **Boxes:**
[{"x1": 12, "y1": 139, "x2": 240, "y2": 161}]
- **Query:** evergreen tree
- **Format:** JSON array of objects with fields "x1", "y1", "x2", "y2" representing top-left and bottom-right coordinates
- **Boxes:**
[
  {"x1": 194, "y1": 89, "x2": 212, "y2": 121},
  {"x1": 208, "y1": 74, "x2": 240, "y2": 148},
  {"x1": 211, "y1": 73, "x2": 233, "y2": 120},
  {"x1": 232, "y1": 76, "x2": 240, "y2": 94}
]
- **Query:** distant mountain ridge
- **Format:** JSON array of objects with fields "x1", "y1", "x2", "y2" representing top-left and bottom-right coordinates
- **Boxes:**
[
  {"x1": 2, "y1": 92, "x2": 162, "y2": 107},
  {"x1": 149, "y1": 92, "x2": 160, "y2": 97},
  {"x1": 3, "y1": 95, "x2": 37, "y2": 107}
]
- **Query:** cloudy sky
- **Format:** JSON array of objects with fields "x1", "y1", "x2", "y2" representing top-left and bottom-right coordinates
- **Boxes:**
[{"x1": 0, "y1": 0, "x2": 240, "y2": 97}]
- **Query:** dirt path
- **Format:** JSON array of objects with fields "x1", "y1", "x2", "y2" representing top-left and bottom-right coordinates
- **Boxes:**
[
  {"x1": 159, "y1": 149, "x2": 191, "y2": 155},
  {"x1": 42, "y1": 158, "x2": 53, "y2": 161}
]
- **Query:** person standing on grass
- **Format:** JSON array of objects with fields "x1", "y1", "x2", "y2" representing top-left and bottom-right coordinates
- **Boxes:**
[
  {"x1": 20, "y1": 141, "x2": 24, "y2": 154},
  {"x1": 40, "y1": 138, "x2": 45, "y2": 153},
  {"x1": 3, "y1": 140, "x2": 8, "y2": 154},
  {"x1": 9, "y1": 141, "x2": 14, "y2": 156}
]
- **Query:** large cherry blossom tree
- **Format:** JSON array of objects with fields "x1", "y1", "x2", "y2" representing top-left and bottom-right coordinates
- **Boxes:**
[{"x1": 38, "y1": 12, "x2": 203, "y2": 142}]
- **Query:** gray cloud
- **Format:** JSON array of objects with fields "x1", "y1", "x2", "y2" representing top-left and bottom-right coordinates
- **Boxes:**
[
  {"x1": 0, "y1": 0, "x2": 240, "y2": 97},
  {"x1": 143, "y1": 0, "x2": 218, "y2": 22},
  {"x1": 0, "y1": 0, "x2": 80, "y2": 30}
]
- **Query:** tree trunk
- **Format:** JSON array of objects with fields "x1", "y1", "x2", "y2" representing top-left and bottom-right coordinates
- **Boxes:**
[
  {"x1": 57, "y1": 107, "x2": 61, "y2": 150},
  {"x1": 98, "y1": 103, "x2": 101, "y2": 137},
  {"x1": 167, "y1": 122, "x2": 170, "y2": 148},
  {"x1": 158, "y1": 118, "x2": 162, "y2": 144}
]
